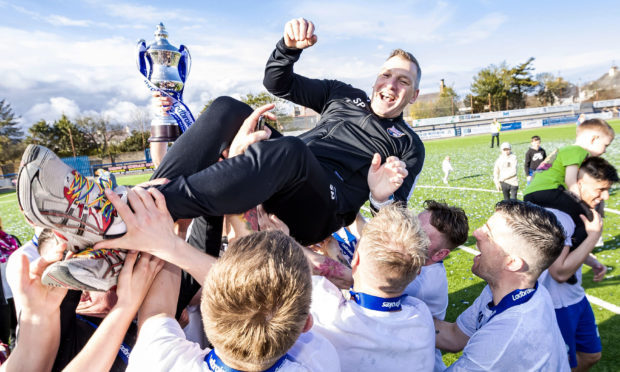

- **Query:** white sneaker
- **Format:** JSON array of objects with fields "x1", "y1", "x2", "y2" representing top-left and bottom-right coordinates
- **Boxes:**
[{"x1": 17, "y1": 145, "x2": 128, "y2": 249}]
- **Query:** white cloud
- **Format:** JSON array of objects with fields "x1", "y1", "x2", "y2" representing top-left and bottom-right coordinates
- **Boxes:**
[
  {"x1": 452, "y1": 12, "x2": 507, "y2": 45},
  {"x1": 535, "y1": 50, "x2": 618, "y2": 73},
  {"x1": 45, "y1": 15, "x2": 92, "y2": 27},
  {"x1": 95, "y1": 1, "x2": 201, "y2": 23},
  {"x1": 291, "y1": 1, "x2": 454, "y2": 44},
  {"x1": 22, "y1": 97, "x2": 81, "y2": 126}
]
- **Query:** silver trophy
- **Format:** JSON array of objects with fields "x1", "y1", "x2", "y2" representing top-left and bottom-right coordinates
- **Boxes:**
[{"x1": 136, "y1": 23, "x2": 193, "y2": 142}]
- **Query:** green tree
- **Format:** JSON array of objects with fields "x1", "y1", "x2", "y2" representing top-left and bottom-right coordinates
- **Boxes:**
[
  {"x1": 201, "y1": 91, "x2": 295, "y2": 131},
  {"x1": 507, "y1": 57, "x2": 538, "y2": 109},
  {"x1": 0, "y1": 100, "x2": 23, "y2": 142},
  {"x1": 536, "y1": 73, "x2": 572, "y2": 105},
  {"x1": 55, "y1": 115, "x2": 93, "y2": 157},
  {"x1": 437, "y1": 86, "x2": 459, "y2": 116},
  {"x1": 0, "y1": 99, "x2": 25, "y2": 164},
  {"x1": 27, "y1": 120, "x2": 58, "y2": 148},
  {"x1": 119, "y1": 130, "x2": 151, "y2": 152},
  {"x1": 408, "y1": 86, "x2": 459, "y2": 119},
  {"x1": 470, "y1": 63, "x2": 510, "y2": 112},
  {"x1": 26, "y1": 116, "x2": 96, "y2": 157},
  {"x1": 75, "y1": 115, "x2": 124, "y2": 159}
]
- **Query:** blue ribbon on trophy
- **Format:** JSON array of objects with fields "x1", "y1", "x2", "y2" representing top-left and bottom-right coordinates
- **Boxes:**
[{"x1": 136, "y1": 23, "x2": 194, "y2": 142}]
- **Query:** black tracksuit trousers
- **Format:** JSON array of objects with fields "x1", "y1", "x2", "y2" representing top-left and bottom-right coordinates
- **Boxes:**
[{"x1": 152, "y1": 96, "x2": 342, "y2": 247}]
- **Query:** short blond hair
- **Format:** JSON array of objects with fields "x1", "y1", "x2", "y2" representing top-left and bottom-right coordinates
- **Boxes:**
[
  {"x1": 359, "y1": 204, "x2": 429, "y2": 293},
  {"x1": 201, "y1": 230, "x2": 312, "y2": 371},
  {"x1": 576, "y1": 118, "x2": 615, "y2": 138}
]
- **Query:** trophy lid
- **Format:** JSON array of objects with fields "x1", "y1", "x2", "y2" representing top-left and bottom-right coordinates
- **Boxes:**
[{"x1": 148, "y1": 23, "x2": 179, "y2": 52}]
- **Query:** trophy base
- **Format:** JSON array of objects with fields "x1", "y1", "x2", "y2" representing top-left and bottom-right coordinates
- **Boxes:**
[{"x1": 149, "y1": 125, "x2": 180, "y2": 143}]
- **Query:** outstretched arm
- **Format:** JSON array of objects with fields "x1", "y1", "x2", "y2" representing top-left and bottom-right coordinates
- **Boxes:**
[
  {"x1": 264, "y1": 18, "x2": 344, "y2": 113},
  {"x1": 138, "y1": 262, "x2": 182, "y2": 330},
  {"x1": 434, "y1": 318, "x2": 470, "y2": 353},
  {"x1": 94, "y1": 187, "x2": 217, "y2": 284},
  {"x1": 64, "y1": 252, "x2": 164, "y2": 372},
  {"x1": 1, "y1": 255, "x2": 68, "y2": 372},
  {"x1": 549, "y1": 211, "x2": 602, "y2": 282}
]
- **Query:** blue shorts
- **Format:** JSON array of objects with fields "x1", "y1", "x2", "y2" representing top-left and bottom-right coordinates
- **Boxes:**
[{"x1": 555, "y1": 297, "x2": 602, "y2": 368}]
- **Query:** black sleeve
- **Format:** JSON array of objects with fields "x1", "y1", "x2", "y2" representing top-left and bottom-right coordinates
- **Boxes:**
[
  {"x1": 263, "y1": 38, "x2": 347, "y2": 114},
  {"x1": 524, "y1": 149, "x2": 532, "y2": 176}
]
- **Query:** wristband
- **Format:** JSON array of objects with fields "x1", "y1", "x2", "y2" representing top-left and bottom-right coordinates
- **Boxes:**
[{"x1": 369, "y1": 193, "x2": 394, "y2": 209}]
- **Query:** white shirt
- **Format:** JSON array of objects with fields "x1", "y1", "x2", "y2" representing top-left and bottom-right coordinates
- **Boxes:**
[
  {"x1": 127, "y1": 316, "x2": 340, "y2": 372},
  {"x1": 539, "y1": 209, "x2": 585, "y2": 308},
  {"x1": 451, "y1": 285, "x2": 569, "y2": 371},
  {"x1": 311, "y1": 276, "x2": 435, "y2": 372},
  {"x1": 405, "y1": 262, "x2": 449, "y2": 372},
  {"x1": 406, "y1": 262, "x2": 448, "y2": 320},
  {"x1": 442, "y1": 159, "x2": 453, "y2": 173}
]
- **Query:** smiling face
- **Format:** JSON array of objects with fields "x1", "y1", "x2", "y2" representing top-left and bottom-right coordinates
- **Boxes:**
[
  {"x1": 471, "y1": 213, "x2": 512, "y2": 284},
  {"x1": 370, "y1": 56, "x2": 419, "y2": 119},
  {"x1": 577, "y1": 173, "x2": 612, "y2": 208}
]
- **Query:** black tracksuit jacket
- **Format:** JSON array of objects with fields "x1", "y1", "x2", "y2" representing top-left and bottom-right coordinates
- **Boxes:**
[{"x1": 264, "y1": 38, "x2": 425, "y2": 217}]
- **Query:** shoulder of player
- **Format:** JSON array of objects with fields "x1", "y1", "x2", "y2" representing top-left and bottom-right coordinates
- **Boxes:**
[{"x1": 402, "y1": 295, "x2": 434, "y2": 320}]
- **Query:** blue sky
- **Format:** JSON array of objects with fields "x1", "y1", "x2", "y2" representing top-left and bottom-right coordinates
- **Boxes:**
[{"x1": 1, "y1": 0, "x2": 618, "y2": 129}]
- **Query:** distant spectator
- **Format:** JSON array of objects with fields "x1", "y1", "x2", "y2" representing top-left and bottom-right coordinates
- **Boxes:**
[
  {"x1": 524, "y1": 135, "x2": 546, "y2": 185},
  {"x1": 490, "y1": 118, "x2": 501, "y2": 148},
  {"x1": 493, "y1": 142, "x2": 518, "y2": 200},
  {"x1": 442, "y1": 156, "x2": 454, "y2": 184},
  {"x1": 577, "y1": 113, "x2": 586, "y2": 126}
]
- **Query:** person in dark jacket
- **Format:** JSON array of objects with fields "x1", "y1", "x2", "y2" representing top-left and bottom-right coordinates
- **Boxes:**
[
  {"x1": 524, "y1": 135, "x2": 547, "y2": 185},
  {"x1": 22, "y1": 19, "x2": 425, "y2": 254},
  {"x1": 147, "y1": 17, "x2": 425, "y2": 246}
]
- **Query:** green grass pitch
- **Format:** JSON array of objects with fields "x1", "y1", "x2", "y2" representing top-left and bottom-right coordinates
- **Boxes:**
[{"x1": 1, "y1": 119, "x2": 618, "y2": 370}]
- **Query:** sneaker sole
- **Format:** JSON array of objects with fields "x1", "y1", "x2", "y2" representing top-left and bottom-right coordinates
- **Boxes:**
[
  {"x1": 41, "y1": 264, "x2": 100, "y2": 292},
  {"x1": 17, "y1": 145, "x2": 57, "y2": 230}
]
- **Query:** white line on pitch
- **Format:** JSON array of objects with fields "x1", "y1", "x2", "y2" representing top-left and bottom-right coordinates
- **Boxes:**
[
  {"x1": 604, "y1": 208, "x2": 620, "y2": 216},
  {"x1": 457, "y1": 245, "x2": 480, "y2": 256},
  {"x1": 586, "y1": 295, "x2": 620, "y2": 314},
  {"x1": 457, "y1": 245, "x2": 619, "y2": 315},
  {"x1": 416, "y1": 185, "x2": 616, "y2": 216}
]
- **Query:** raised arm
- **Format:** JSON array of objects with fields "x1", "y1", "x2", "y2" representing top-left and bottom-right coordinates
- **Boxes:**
[
  {"x1": 138, "y1": 262, "x2": 181, "y2": 329},
  {"x1": 1, "y1": 255, "x2": 68, "y2": 372},
  {"x1": 94, "y1": 187, "x2": 217, "y2": 284},
  {"x1": 263, "y1": 18, "x2": 345, "y2": 113},
  {"x1": 63, "y1": 252, "x2": 164, "y2": 372},
  {"x1": 549, "y1": 211, "x2": 602, "y2": 282}
]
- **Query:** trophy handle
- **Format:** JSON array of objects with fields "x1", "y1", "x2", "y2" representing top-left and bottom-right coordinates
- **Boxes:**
[
  {"x1": 136, "y1": 39, "x2": 149, "y2": 78},
  {"x1": 178, "y1": 45, "x2": 191, "y2": 83}
]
